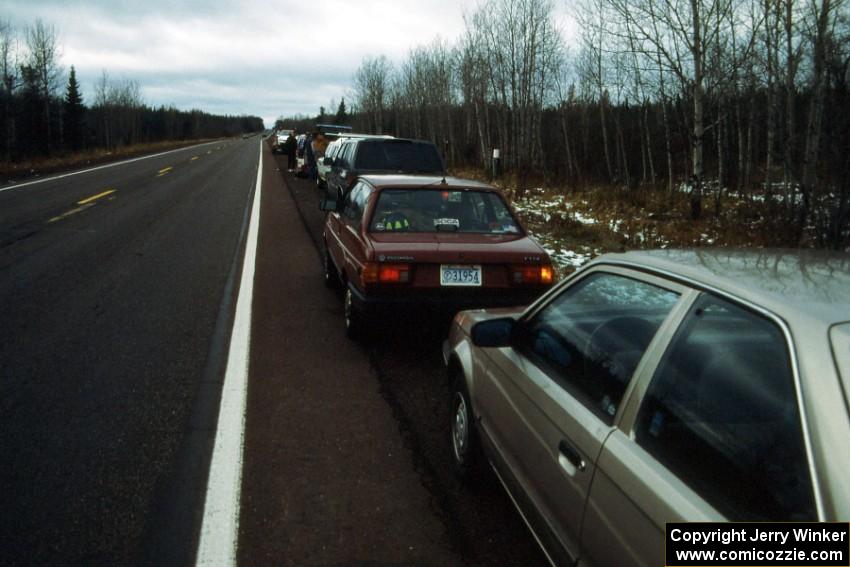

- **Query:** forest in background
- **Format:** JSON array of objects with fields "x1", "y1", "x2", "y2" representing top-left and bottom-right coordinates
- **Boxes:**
[
  {"x1": 0, "y1": 20, "x2": 263, "y2": 167},
  {"x1": 282, "y1": 0, "x2": 849, "y2": 248}
]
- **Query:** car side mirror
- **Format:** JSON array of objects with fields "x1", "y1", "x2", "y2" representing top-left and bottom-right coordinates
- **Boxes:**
[
  {"x1": 322, "y1": 157, "x2": 333, "y2": 166},
  {"x1": 471, "y1": 317, "x2": 516, "y2": 348},
  {"x1": 319, "y1": 198, "x2": 338, "y2": 212}
]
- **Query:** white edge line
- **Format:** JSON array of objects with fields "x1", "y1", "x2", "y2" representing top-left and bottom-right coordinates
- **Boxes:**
[
  {"x1": 195, "y1": 140, "x2": 262, "y2": 567},
  {"x1": 0, "y1": 140, "x2": 225, "y2": 194}
]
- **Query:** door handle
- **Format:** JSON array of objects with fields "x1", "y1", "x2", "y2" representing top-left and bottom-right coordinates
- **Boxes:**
[{"x1": 558, "y1": 440, "x2": 586, "y2": 473}]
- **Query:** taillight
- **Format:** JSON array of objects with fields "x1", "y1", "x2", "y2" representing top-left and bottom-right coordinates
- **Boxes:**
[
  {"x1": 362, "y1": 262, "x2": 411, "y2": 285},
  {"x1": 512, "y1": 264, "x2": 555, "y2": 285}
]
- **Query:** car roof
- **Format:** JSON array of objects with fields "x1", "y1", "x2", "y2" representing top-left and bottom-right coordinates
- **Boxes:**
[
  {"x1": 349, "y1": 136, "x2": 435, "y2": 145},
  {"x1": 593, "y1": 249, "x2": 850, "y2": 326},
  {"x1": 357, "y1": 174, "x2": 497, "y2": 192},
  {"x1": 335, "y1": 133, "x2": 396, "y2": 140}
]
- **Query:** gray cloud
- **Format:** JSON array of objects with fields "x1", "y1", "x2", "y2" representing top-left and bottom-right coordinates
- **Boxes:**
[{"x1": 6, "y1": 1, "x2": 572, "y2": 127}]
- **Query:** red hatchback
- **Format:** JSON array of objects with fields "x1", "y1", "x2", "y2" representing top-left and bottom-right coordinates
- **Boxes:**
[{"x1": 321, "y1": 175, "x2": 555, "y2": 337}]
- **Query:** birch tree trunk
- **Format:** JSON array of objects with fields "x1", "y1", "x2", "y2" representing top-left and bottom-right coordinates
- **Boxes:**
[{"x1": 799, "y1": 0, "x2": 833, "y2": 238}]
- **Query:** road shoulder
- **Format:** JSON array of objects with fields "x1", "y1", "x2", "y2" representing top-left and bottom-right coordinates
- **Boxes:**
[{"x1": 238, "y1": 143, "x2": 460, "y2": 565}]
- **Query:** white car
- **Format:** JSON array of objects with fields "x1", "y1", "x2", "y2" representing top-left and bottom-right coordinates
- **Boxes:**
[{"x1": 274, "y1": 130, "x2": 292, "y2": 153}]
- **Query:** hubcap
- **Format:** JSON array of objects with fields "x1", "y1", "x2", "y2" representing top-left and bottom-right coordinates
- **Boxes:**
[{"x1": 452, "y1": 392, "x2": 468, "y2": 462}]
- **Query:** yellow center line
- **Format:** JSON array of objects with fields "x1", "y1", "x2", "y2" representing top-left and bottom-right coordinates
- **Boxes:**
[
  {"x1": 158, "y1": 166, "x2": 173, "y2": 174},
  {"x1": 190, "y1": 156, "x2": 199, "y2": 161},
  {"x1": 48, "y1": 204, "x2": 94, "y2": 224},
  {"x1": 76, "y1": 188, "x2": 116, "y2": 205}
]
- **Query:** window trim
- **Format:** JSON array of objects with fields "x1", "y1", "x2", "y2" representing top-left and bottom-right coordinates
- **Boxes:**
[{"x1": 594, "y1": 259, "x2": 825, "y2": 520}]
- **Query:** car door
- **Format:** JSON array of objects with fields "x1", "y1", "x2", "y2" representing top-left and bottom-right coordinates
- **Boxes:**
[
  {"x1": 581, "y1": 291, "x2": 818, "y2": 567},
  {"x1": 340, "y1": 182, "x2": 370, "y2": 285},
  {"x1": 473, "y1": 268, "x2": 683, "y2": 563},
  {"x1": 327, "y1": 141, "x2": 346, "y2": 196},
  {"x1": 326, "y1": 185, "x2": 355, "y2": 276},
  {"x1": 319, "y1": 142, "x2": 337, "y2": 182}
]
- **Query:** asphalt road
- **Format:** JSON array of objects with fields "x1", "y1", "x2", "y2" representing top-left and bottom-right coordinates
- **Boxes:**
[
  {"x1": 0, "y1": 139, "x2": 255, "y2": 565},
  {"x1": 0, "y1": 139, "x2": 549, "y2": 566}
]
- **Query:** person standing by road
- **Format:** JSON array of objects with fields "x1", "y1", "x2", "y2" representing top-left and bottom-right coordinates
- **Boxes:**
[
  {"x1": 304, "y1": 132, "x2": 316, "y2": 180},
  {"x1": 285, "y1": 130, "x2": 297, "y2": 172},
  {"x1": 310, "y1": 132, "x2": 328, "y2": 181}
]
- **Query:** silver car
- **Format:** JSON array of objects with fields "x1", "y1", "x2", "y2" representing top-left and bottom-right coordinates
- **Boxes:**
[{"x1": 444, "y1": 249, "x2": 850, "y2": 566}]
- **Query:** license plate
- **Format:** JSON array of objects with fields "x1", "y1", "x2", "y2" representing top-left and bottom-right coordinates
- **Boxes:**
[{"x1": 440, "y1": 265, "x2": 482, "y2": 286}]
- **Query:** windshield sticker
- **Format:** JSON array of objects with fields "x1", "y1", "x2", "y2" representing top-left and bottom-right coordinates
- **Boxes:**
[
  {"x1": 447, "y1": 191, "x2": 463, "y2": 203},
  {"x1": 503, "y1": 225, "x2": 519, "y2": 233},
  {"x1": 434, "y1": 218, "x2": 460, "y2": 228}
]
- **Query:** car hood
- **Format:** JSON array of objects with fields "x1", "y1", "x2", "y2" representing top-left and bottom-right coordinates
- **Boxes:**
[{"x1": 368, "y1": 232, "x2": 549, "y2": 264}]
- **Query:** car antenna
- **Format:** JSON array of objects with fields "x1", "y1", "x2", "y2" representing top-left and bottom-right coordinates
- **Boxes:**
[{"x1": 440, "y1": 176, "x2": 447, "y2": 185}]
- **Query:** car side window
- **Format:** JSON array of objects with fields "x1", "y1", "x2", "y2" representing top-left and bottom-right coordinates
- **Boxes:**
[
  {"x1": 342, "y1": 183, "x2": 366, "y2": 227},
  {"x1": 355, "y1": 184, "x2": 371, "y2": 224},
  {"x1": 337, "y1": 142, "x2": 351, "y2": 168},
  {"x1": 342, "y1": 142, "x2": 357, "y2": 168},
  {"x1": 635, "y1": 294, "x2": 816, "y2": 521},
  {"x1": 521, "y1": 272, "x2": 679, "y2": 423},
  {"x1": 341, "y1": 184, "x2": 359, "y2": 221}
]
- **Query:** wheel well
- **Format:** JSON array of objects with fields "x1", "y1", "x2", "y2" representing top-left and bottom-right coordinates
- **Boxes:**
[{"x1": 447, "y1": 355, "x2": 464, "y2": 386}]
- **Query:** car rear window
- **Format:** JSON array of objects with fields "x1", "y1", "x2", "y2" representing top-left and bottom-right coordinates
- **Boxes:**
[
  {"x1": 369, "y1": 188, "x2": 521, "y2": 234},
  {"x1": 355, "y1": 141, "x2": 443, "y2": 172}
]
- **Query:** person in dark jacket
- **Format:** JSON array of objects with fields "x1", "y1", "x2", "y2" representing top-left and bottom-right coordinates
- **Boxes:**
[
  {"x1": 304, "y1": 133, "x2": 316, "y2": 180},
  {"x1": 285, "y1": 130, "x2": 297, "y2": 171}
]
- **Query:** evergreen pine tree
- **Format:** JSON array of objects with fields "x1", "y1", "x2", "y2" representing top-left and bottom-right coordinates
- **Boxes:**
[
  {"x1": 334, "y1": 98, "x2": 347, "y2": 125},
  {"x1": 63, "y1": 66, "x2": 84, "y2": 151}
]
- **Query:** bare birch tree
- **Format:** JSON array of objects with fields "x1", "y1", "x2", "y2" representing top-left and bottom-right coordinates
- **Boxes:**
[
  {"x1": 1, "y1": 20, "x2": 19, "y2": 161},
  {"x1": 25, "y1": 19, "x2": 61, "y2": 154},
  {"x1": 353, "y1": 55, "x2": 393, "y2": 133}
]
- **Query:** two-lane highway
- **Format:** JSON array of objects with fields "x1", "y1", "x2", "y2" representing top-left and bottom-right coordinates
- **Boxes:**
[
  {"x1": 1, "y1": 138, "x2": 547, "y2": 566},
  {"x1": 0, "y1": 139, "x2": 257, "y2": 565}
]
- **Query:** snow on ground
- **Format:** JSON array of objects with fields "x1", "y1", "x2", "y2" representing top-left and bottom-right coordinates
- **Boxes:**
[
  {"x1": 512, "y1": 188, "x2": 598, "y2": 274},
  {"x1": 527, "y1": 230, "x2": 594, "y2": 271}
]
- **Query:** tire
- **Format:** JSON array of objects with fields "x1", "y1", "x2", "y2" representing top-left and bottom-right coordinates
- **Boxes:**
[
  {"x1": 450, "y1": 371, "x2": 482, "y2": 481},
  {"x1": 323, "y1": 248, "x2": 339, "y2": 289},
  {"x1": 344, "y1": 287, "x2": 363, "y2": 339}
]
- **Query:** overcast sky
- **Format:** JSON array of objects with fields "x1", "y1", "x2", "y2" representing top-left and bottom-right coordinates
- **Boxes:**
[{"x1": 7, "y1": 0, "x2": 574, "y2": 128}]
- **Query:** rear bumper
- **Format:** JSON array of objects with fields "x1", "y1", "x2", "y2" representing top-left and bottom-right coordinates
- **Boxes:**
[{"x1": 348, "y1": 282, "x2": 547, "y2": 318}]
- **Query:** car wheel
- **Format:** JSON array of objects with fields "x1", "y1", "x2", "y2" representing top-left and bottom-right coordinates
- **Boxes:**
[
  {"x1": 450, "y1": 372, "x2": 482, "y2": 481},
  {"x1": 344, "y1": 287, "x2": 362, "y2": 339},
  {"x1": 323, "y1": 248, "x2": 339, "y2": 289}
]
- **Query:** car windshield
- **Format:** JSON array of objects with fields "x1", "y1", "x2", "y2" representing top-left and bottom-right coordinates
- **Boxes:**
[
  {"x1": 369, "y1": 189, "x2": 522, "y2": 234},
  {"x1": 355, "y1": 141, "x2": 443, "y2": 172}
]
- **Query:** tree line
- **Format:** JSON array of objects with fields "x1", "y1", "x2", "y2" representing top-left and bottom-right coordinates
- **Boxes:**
[
  {"x1": 327, "y1": 0, "x2": 848, "y2": 246},
  {"x1": 0, "y1": 19, "x2": 263, "y2": 163}
]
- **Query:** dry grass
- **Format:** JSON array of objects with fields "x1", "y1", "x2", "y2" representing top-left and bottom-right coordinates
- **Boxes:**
[
  {"x1": 448, "y1": 166, "x2": 819, "y2": 275},
  {"x1": 0, "y1": 138, "x2": 223, "y2": 182}
]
